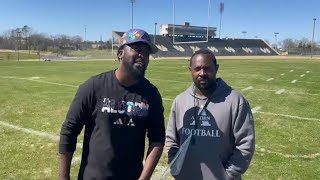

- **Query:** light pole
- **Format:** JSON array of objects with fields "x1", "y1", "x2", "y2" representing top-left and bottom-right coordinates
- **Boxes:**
[
  {"x1": 84, "y1": 25, "x2": 87, "y2": 49},
  {"x1": 28, "y1": 34, "x2": 30, "y2": 54},
  {"x1": 84, "y1": 25, "x2": 87, "y2": 42},
  {"x1": 154, "y1": 22, "x2": 157, "y2": 44},
  {"x1": 17, "y1": 31, "x2": 21, "y2": 61},
  {"x1": 311, "y1": 18, "x2": 316, "y2": 58},
  {"x1": 274, "y1": 32, "x2": 279, "y2": 49},
  {"x1": 130, "y1": 0, "x2": 136, "y2": 29},
  {"x1": 219, "y1": 1, "x2": 224, "y2": 39}
]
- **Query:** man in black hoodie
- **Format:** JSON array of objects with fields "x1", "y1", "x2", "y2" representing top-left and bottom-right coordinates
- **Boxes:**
[{"x1": 59, "y1": 29, "x2": 165, "y2": 180}]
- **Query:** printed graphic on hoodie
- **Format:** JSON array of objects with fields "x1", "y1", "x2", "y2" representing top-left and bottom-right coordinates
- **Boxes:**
[
  {"x1": 182, "y1": 106, "x2": 220, "y2": 138},
  {"x1": 101, "y1": 97, "x2": 149, "y2": 126}
]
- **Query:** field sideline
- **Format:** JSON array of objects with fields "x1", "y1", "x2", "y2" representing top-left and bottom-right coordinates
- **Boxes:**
[{"x1": 0, "y1": 58, "x2": 320, "y2": 179}]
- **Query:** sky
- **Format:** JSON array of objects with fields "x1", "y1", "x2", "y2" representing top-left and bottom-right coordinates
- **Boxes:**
[{"x1": 1, "y1": 0, "x2": 320, "y2": 44}]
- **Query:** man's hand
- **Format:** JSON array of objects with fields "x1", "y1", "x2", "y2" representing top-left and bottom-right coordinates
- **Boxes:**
[{"x1": 139, "y1": 142, "x2": 164, "y2": 180}]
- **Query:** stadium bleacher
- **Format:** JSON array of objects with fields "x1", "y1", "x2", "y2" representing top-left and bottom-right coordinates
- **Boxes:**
[{"x1": 112, "y1": 31, "x2": 278, "y2": 57}]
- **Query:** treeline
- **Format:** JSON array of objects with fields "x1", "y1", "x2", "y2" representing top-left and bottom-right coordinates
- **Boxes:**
[
  {"x1": 0, "y1": 25, "x2": 112, "y2": 55},
  {"x1": 1, "y1": 25, "x2": 319, "y2": 56},
  {"x1": 280, "y1": 38, "x2": 320, "y2": 55}
]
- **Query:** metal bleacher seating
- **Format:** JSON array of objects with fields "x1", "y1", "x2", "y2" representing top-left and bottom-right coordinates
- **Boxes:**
[{"x1": 113, "y1": 31, "x2": 278, "y2": 57}]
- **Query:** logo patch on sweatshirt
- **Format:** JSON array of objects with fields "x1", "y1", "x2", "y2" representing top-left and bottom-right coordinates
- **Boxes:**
[
  {"x1": 182, "y1": 106, "x2": 221, "y2": 138},
  {"x1": 189, "y1": 108, "x2": 211, "y2": 126}
]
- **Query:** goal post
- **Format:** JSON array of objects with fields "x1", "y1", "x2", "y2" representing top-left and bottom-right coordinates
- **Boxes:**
[{"x1": 172, "y1": 0, "x2": 214, "y2": 44}]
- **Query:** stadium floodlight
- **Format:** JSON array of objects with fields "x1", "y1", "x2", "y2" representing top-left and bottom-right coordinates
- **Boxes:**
[
  {"x1": 219, "y1": 0, "x2": 224, "y2": 39},
  {"x1": 130, "y1": 0, "x2": 136, "y2": 29},
  {"x1": 154, "y1": 22, "x2": 157, "y2": 44},
  {"x1": 172, "y1": 0, "x2": 212, "y2": 44},
  {"x1": 274, "y1": 32, "x2": 279, "y2": 49},
  {"x1": 311, "y1": 18, "x2": 316, "y2": 58},
  {"x1": 84, "y1": 25, "x2": 87, "y2": 42},
  {"x1": 84, "y1": 25, "x2": 87, "y2": 50}
]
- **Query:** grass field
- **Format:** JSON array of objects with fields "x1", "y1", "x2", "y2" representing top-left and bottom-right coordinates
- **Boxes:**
[
  {"x1": 0, "y1": 58, "x2": 320, "y2": 179},
  {"x1": 0, "y1": 51, "x2": 39, "y2": 60}
]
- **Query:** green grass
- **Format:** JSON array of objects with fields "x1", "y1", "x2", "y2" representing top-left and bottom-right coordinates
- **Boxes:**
[
  {"x1": 68, "y1": 49, "x2": 116, "y2": 59},
  {"x1": 0, "y1": 58, "x2": 320, "y2": 179},
  {"x1": 0, "y1": 51, "x2": 39, "y2": 60}
]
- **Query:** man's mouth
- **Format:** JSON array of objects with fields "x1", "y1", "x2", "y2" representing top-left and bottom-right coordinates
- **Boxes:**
[
  {"x1": 198, "y1": 78, "x2": 208, "y2": 83},
  {"x1": 134, "y1": 60, "x2": 146, "y2": 70}
]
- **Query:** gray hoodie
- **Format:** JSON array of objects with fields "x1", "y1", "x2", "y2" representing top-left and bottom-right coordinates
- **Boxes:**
[{"x1": 165, "y1": 78, "x2": 255, "y2": 180}]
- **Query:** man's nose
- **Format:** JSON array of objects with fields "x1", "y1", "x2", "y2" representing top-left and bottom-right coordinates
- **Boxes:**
[
  {"x1": 138, "y1": 51, "x2": 148, "y2": 58},
  {"x1": 199, "y1": 69, "x2": 206, "y2": 76}
]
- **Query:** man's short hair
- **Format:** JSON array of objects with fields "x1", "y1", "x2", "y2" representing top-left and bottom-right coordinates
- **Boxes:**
[{"x1": 189, "y1": 49, "x2": 217, "y2": 67}]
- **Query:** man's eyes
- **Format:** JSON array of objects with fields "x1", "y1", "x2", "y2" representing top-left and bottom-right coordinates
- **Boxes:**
[
  {"x1": 193, "y1": 67, "x2": 212, "y2": 71},
  {"x1": 133, "y1": 47, "x2": 148, "y2": 54}
]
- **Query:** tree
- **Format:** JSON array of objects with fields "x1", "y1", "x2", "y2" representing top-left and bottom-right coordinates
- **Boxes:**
[
  {"x1": 22, "y1": 25, "x2": 32, "y2": 51},
  {"x1": 281, "y1": 38, "x2": 297, "y2": 52}
]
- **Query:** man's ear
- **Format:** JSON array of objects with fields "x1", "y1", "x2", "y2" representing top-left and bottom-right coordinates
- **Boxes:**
[
  {"x1": 117, "y1": 50, "x2": 124, "y2": 60},
  {"x1": 215, "y1": 64, "x2": 219, "y2": 72}
]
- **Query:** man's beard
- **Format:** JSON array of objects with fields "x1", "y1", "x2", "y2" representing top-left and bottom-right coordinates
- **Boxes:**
[
  {"x1": 195, "y1": 78, "x2": 217, "y2": 92},
  {"x1": 123, "y1": 59, "x2": 146, "y2": 79}
]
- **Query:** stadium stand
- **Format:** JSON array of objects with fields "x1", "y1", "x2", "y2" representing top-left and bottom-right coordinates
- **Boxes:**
[{"x1": 112, "y1": 23, "x2": 278, "y2": 57}]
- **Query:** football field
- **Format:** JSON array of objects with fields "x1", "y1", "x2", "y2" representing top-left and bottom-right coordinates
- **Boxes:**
[{"x1": 0, "y1": 58, "x2": 319, "y2": 179}]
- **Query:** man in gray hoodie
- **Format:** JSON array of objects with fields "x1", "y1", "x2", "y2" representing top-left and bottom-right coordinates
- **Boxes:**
[{"x1": 165, "y1": 49, "x2": 255, "y2": 180}]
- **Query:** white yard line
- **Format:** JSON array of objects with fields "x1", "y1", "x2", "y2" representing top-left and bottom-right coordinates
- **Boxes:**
[
  {"x1": 252, "y1": 108, "x2": 320, "y2": 159},
  {"x1": 0, "y1": 75, "x2": 175, "y2": 103},
  {"x1": 0, "y1": 120, "x2": 82, "y2": 149},
  {"x1": 1, "y1": 113, "x2": 320, "y2": 165},
  {"x1": 3, "y1": 75, "x2": 319, "y2": 97},
  {"x1": 0, "y1": 120, "x2": 59, "y2": 141},
  {"x1": 280, "y1": 73, "x2": 285, "y2": 76},
  {"x1": 290, "y1": 70, "x2": 294, "y2": 72},
  {"x1": 291, "y1": 80, "x2": 297, "y2": 83},
  {"x1": 8, "y1": 66, "x2": 96, "y2": 74},
  {"x1": 256, "y1": 146, "x2": 320, "y2": 159},
  {"x1": 258, "y1": 111, "x2": 320, "y2": 122},
  {"x1": 288, "y1": 92, "x2": 320, "y2": 96},
  {"x1": 253, "y1": 88, "x2": 276, "y2": 92},
  {"x1": 241, "y1": 86, "x2": 253, "y2": 91},
  {"x1": 300, "y1": 74, "x2": 305, "y2": 77},
  {"x1": 251, "y1": 107, "x2": 320, "y2": 122},
  {"x1": 306, "y1": 71, "x2": 310, "y2": 73},
  {"x1": 266, "y1": 78, "x2": 274, "y2": 82},
  {"x1": 275, "y1": 89, "x2": 286, "y2": 94},
  {"x1": 0, "y1": 76, "x2": 79, "y2": 88},
  {"x1": 251, "y1": 106, "x2": 261, "y2": 113}
]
